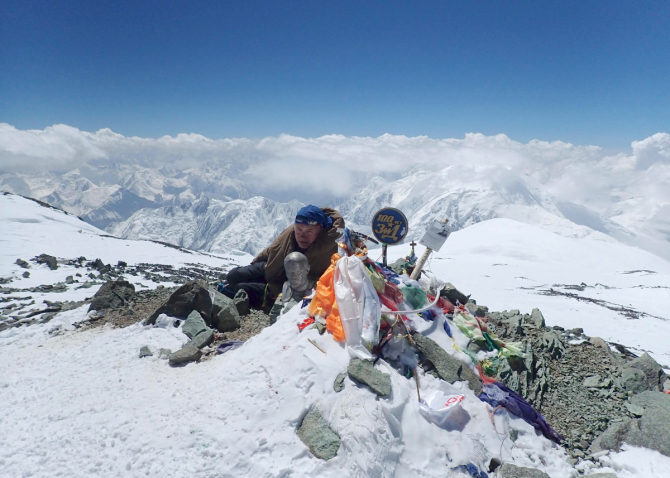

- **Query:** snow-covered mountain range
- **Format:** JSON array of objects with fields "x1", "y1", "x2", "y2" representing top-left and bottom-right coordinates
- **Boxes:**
[{"x1": 2, "y1": 125, "x2": 670, "y2": 259}]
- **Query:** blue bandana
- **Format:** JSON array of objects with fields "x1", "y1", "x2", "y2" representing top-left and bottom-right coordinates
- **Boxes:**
[{"x1": 295, "y1": 205, "x2": 333, "y2": 228}]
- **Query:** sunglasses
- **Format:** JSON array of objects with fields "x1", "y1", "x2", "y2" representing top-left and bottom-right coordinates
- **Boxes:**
[{"x1": 295, "y1": 217, "x2": 320, "y2": 226}]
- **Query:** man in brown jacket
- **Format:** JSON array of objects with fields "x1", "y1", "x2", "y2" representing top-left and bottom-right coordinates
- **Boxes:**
[{"x1": 222, "y1": 205, "x2": 344, "y2": 310}]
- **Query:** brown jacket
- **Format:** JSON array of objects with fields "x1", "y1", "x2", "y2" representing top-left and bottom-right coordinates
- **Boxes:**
[{"x1": 252, "y1": 207, "x2": 344, "y2": 297}]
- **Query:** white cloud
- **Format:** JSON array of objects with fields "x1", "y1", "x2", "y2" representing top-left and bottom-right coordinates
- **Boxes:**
[{"x1": 1, "y1": 123, "x2": 669, "y2": 220}]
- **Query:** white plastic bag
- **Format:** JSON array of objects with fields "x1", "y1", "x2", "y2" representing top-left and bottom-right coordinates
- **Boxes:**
[
  {"x1": 418, "y1": 390, "x2": 465, "y2": 427},
  {"x1": 333, "y1": 256, "x2": 381, "y2": 347}
]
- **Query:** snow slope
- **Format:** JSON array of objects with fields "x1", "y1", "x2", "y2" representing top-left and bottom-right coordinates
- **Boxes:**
[
  {"x1": 0, "y1": 193, "x2": 248, "y2": 307},
  {"x1": 2, "y1": 193, "x2": 670, "y2": 478}
]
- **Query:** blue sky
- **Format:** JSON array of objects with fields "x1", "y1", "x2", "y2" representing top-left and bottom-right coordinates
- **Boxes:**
[{"x1": 1, "y1": 1, "x2": 669, "y2": 148}]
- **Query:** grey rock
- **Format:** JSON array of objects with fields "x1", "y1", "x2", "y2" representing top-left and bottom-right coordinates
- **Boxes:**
[
  {"x1": 347, "y1": 358, "x2": 392, "y2": 396},
  {"x1": 500, "y1": 463, "x2": 550, "y2": 478},
  {"x1": 628, "y1": 353, "x2": 666, "y2": 391},
  {"x1": 139, "y1": 346, "x2": 152, "y2": 358},
  {"x1": 233, "y1": 289, "x2": 250, "y2": 316},
  {"x1": 584, "y1": 474, "x2": 618, "y2": 478},
  {"x1": 333, "y1": 372, "x2": 346, "y2": 392},
  {"x1": 621, "y1": 367, "x2": 648, "y2": 393},
  {"x1": 664, "y1": 378, "x2": 670, "y2": 392},
  {"x1": 529, "y1": 308, "x2": 546, "y2": 328},
  {"x1": 413, "y1": 332, "x2": 482, "y2": 394},
  {"x1": 182, "y1": 310, "x2": 209, "y2": 339},
  {"x1": 15, "y1": 259, "x2": 30, "y2": 269},
  {"x1": 509, "y1": 429, "x2": 519, "y2": 442},
  {"x1": 35, "y1": 254, "x2": 58, "y2": 270},
  {"x1": 168, "y1": 344, "x2": 202, "y2": 366},
  {"x1": 65, "y1": 275, "x2": 74, "y2": 284},
  {"x1": 146, "y1": 280, "x2": 212, "y2": 325},
  {"x1": 211, "y1": 290, "x2": 241, "y2": 332},
  {"x1": 466, "y1": 300, "x2": 488, "y2": 317},
  {"x1": 22, "y1": 271, "x2": 30, "y2": 278},
  {"x1": 624, "y1": 403, "x2": 645, "y2": 417},
  {"x1": 88, "y1": 280, "x2": 135, "y2": 311},
  {"x1": 189, "y1": 329, "x2": 215, "y2": 349},
  {"x1": 591, "y1": 392, "x2": 670, "y2": 457},
  {"x1": 590, "y1": 337, "x2": 609, "y2": 351},
  {"x1": 584, "y1": 375, "x2": 602, "y2": 388},
  {"x1": 296, "y1": 409, "x2": 341, "y2": 460},
  {"x1": 159, "y1": 348, "x2": 171, "y2": 359}
]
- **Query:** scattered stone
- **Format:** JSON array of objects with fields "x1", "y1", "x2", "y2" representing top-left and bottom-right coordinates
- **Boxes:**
[
  {"x1": 296, "y1": 409, "x2": 341, "y2": 460},
  {"x1": 168, "y1": 344, "x2": 202, "y2": 366},
  {"x1": 35, "y1": 254, "x2": 58, "y2": 270},
  {"x1": 412, "y1": 332, "x2": 482, "y2": 394},
  {"x1": 139, "y1": 346, "x2": 152, "y2": 358},
  {"x1": 159, "y1": 348, "x2": 171, "y2": 359},
  {"x1": 233, "y1": 289, "x2": 250, "y2": 316},
  {"x1": 347, "y1": 358, "x2": 392, "y2": 396},
  {"x1": 88, "y1": 280, "x2": 135, "y2": 311},
  {"x1": 65, "y1": 276, "x2": 74, "y2": 284},
  {"x1": 117, "y1": 261, "x2": 127, "y2": 268},
  {"x1": 146, "y1": 280, "x2": 212, "y2": 325},
  {"x1": 22, "y1": 271, "x2": 30, "y2": 278},
  {"x1": 15, "y1": 259, "x2": 30, "y2": 269},
  {"x1": 500, "y1": 463, "x2": 550, "y2": 478},
  {"x1": 333, "y1": 372, "x2": 346, "y2": 392},
  {"x1": 210, "y1": 290, "x2": 241, "y2": 332},
  {"x1": 627, "y1": 353, "x2": 666, "y2": 391},
  {"x1": 182, "y1": 310, "x2": 209, "y2": 339}
]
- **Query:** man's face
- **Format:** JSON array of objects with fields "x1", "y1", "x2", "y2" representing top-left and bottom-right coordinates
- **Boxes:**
[{"x1": 294, "y1": 223, "x2": 321, "y2": 250}]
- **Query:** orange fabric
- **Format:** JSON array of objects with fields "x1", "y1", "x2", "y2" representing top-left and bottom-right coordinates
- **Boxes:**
[{"x1": 308, "y1": 254, "x2": 345, "y2": 341}]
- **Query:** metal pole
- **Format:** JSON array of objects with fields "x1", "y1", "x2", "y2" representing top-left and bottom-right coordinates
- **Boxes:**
[
  {"x1": 382, "y1": 243, "x2": 388, "y2": 267},
  {"x1": 409, "y1": 247, "x2": 432, "y2": 281}
]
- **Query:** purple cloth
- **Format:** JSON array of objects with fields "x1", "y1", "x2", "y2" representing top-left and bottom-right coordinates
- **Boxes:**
[
  {"x1": 216, "y1": 340, "x2": 245, "y2": 354},
  {"x1": 478, "y1": 382, "x2": 564, "y2": 444}
]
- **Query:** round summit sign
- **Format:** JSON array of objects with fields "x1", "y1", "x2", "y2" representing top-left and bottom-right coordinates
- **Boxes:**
[{"x1": 371, "y1": 208, "x2": 408, "y2": 245}]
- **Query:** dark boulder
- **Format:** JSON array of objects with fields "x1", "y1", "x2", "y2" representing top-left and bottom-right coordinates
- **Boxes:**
[
  {"x1": 88, "y1": 280, "x2": 135, "y2": 311},
  {"x1": 35, "y1": 254, "x2": 58, "y2": 270},
  {"x1": 146, "y1": 280, "x2": 212, "y2": 325}
]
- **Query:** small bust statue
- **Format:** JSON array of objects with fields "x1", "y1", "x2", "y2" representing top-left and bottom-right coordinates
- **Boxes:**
[{"x1": 282, "y1": 252, "x2": 313, "y2": 303}]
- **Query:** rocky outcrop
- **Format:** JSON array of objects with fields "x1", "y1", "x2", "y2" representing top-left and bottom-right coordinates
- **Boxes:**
[
  {"x1": 296, "y1": 410, "x2": 341, "y2": 460},
  {"x1": 627, "y1": 353, "x2": 667, "y2": 392},
  {"x1": 34, "y1": 254, "x2": 58, "y2": 270},
  {"x1": 590, "y1": 391, "x2": 670, "y2": 457},
  {"x1": 88, "y1": 280, "x2": 135, "y2": 311}
]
